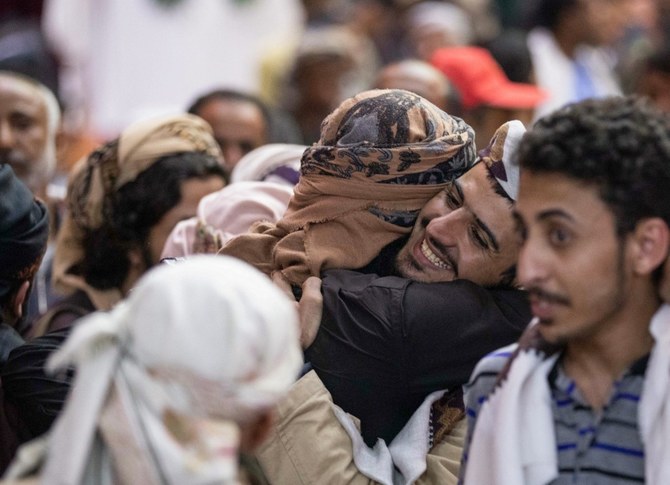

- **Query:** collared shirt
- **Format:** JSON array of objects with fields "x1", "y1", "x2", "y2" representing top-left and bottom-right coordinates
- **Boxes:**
[{"x1": 463, "y1": 351, "x2": 647, "y2": 484}]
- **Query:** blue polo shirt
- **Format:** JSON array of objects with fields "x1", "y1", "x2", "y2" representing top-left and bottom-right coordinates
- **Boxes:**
[{"x1": 462, "y1": 349, "x2": 647, "y2": 484}]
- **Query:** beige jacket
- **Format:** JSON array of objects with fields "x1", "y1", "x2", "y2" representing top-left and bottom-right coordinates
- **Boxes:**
[{"x1": 257, "y1": 371, "x2": 464, "y2": 484}]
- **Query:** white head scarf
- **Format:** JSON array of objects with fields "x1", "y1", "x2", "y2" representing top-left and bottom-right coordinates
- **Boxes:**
[
  {"x1": 406, "y1": 1, "x2": 474, "y2": 46},
  {"x1": 465, "y1": 306, "x2": 670, "y2": 485},
  {"x1": 230, "y1": 143, "x2": 306, "y2": 186},
  {"x1": 160, "y1": 181, "x2": 293, "y2": 260},
  {"x1": 40, "y1": 255, "x2": 302, "y2": 485}
]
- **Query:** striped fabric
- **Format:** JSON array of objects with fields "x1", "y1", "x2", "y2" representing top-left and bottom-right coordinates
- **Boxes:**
[{"x1": 462, "y1": 349, "x2": 647, "y2": 484}]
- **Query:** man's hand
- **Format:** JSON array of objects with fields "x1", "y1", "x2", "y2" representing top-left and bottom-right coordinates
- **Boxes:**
[
  {"x1": 272, "y1": 273, "x2": 323, "y2": 349},
  {"x1": 298, "y1": 277, "x2": 323, "y2": 349}
]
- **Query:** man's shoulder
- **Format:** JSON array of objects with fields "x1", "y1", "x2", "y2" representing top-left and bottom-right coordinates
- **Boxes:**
[
  {"x1": 464, "y1": 344, "x2": 518, "y2": 411},
  {"x1": 321, "y1": 270, "x2": 530, "y2": 322},
  {"x1": 321, "y1": 269, "x2": 528, "y2": 297},
  {"x1": 404, "y1": 280, "x2": 530, "y2": 324},
  {"x1": 470, "y1": 344, "x2": 518, "y2": 380},
  {"x1": 321, "y1": 268, "x2": 410, "y2": 292}
]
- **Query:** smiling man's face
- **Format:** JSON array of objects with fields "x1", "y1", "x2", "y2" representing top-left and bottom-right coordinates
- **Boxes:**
[{"x1": 395, "y1": 161, "x2": 519, "y2": 286}]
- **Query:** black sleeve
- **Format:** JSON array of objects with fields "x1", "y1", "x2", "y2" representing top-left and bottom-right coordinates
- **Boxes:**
[
  {"x1": 0, "y1": 324, "x2": 24, "y2": 369},
  {"x1": 402, "y1": 279, "x2": 530, "y2": 397},
  {"x1": 305, "y1": 270, "x2": 408, "y2": 446},
  {"x1": 2, "y1": 328, "x2": 73, "y2": 438},
  {"x1": 305, "y1": 270, "x2": 530, "y2": 446}
]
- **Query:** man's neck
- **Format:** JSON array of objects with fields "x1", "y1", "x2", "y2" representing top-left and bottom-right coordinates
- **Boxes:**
[
  {"x1": 562, "y1": 290, "x2": 659, "y2": 412},
  {"x1": 366, "y1": 236, "x2": 407, "y2": 277}
]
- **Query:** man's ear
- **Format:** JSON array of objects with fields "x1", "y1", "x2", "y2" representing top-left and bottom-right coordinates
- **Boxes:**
[
  {"x1": 630, "y1": 218, "x2": 670, "y2": 276},
  {"x1": 10, "y1": 280, "x2": 31, "y2": 320}
]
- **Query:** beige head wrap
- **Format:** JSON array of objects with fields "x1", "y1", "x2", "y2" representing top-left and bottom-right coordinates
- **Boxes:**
[
  {"x1": 221, "y1": 89, "x2": 476, "y2": 285},
  {"x1": 53, "y1": 114, "x2": 222, "y2": 310}
]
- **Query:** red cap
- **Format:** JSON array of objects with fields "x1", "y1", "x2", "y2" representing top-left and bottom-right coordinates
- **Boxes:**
[{"x1": 430, "y1": 46, "x2": 547, "y2": 110}]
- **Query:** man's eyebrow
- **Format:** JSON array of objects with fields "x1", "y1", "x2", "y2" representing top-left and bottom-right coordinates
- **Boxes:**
[
  {"x1": 537, "y1": 209, "x2": 575, "y2": 222},
  {"x1": 474, "y1": 214, "x2": 500, "y2": 252},
  {"x1": 457, "y1": 178, "x2": 501, "y2": 252}
]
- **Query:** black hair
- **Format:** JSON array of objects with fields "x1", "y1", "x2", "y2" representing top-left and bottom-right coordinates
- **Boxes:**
[
  {"x1": 485, "y1": 29, "x2": 533, "y2": 84},
  {"x1": 187, "y1": 89, "x2": 271, "y2": 127},
  {"x1": 644, "y1": 45, "x2": 670, "y2": 75},
  {"x1": 484, "y1": 165, "x2": 516, "y2": 287},
  {"x1": 517, "y1": 96, "x2": 670, "y2": 237},
  {"x1": 522, "y1": 0, "x2": 579, "y2": 30},
  {"x1": 485, "y1": 164, "x2": 515, "y2": 204},
  {"x1": 78, "y1": 152, "x2": 225, "y2": 290}
]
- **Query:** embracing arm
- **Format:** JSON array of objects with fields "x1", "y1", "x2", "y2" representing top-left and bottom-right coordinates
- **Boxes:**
[
  {"x1": 272, "y1": 273, "x2": 323, "y2": 349},
  {"x1": 256, "y1": 371, "x2": 462, "y2": 485},
  {"x1": 304, "y1": 271, "x2": 530, "y2": 446},
  {"x1": 403, "y1": 279, "x2": 530, "y2": 396}
]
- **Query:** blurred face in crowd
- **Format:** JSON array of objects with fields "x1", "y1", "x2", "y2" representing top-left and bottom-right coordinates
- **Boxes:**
[
  {"x1": 295, "y1": 54, "x2": 354, "y2": 110},
  {"x1": 146, "y1": 175, "x2": 225, "y2": 265},
  {"x1": 194, "y1": 98, "x2": 267, "y2": 177},
  {"x1": 0, "y1": 75, "x2": 53, "y2": 194},
  {"x1": 637, "y1": 69, "x2": 670, "y2": 113},
  {"x1": 375, "y1": 60, "x2": 451, "y2": 111},
  {"x1": 395, "y1": 162, "x2": 519, "y2": 287},
  {"x1": 578, "y1": 0, "x2": 631, "y2": 46}
]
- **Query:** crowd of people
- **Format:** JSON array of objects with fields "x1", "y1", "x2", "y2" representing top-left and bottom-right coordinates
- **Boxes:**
[{"x1": 1, "y1": 0, "x2": 670, "y2": 484}]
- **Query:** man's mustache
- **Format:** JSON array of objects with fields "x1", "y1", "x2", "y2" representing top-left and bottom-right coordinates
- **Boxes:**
[{"x1": 526, "y1": 286, "x2": 571, "y2": 306}]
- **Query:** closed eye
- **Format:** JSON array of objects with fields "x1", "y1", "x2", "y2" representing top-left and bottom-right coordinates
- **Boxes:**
[{"x1": 470, "y1": 225, "x2": 490, "y2": 250}]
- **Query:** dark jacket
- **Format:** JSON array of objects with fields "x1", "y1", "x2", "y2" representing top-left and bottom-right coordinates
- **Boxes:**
[{"x1": 306, "y1": 268, "x2": 531, "y2": 446}]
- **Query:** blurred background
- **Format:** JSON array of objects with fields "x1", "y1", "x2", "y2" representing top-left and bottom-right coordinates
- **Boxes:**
[{"x1": 1, "y1": 0, "x2": 668, "y2": 171}]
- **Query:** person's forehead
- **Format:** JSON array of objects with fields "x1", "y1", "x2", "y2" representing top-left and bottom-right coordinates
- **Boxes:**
[
  {"x1": 422, "y1": 162, "x2": 489, "y2": 205},
  {"x1": 459, "y1": 163, "x2": 513, "y2": 217},
  {"x1": 198, "y1": 98, "x2": 265, "y2": 129},
  {"x1": 516, "y1": 170, "x2": 609, "y2": 222},
  {"x1": 377, "y1": 75, "x2": 445, "y2": 107},
  {"x1": 201, "y1": 97, "x2": 262, "y2": 117},
  {"x1": 457, "y1": 161, "x2": 489, "y2": 188},
  {"x1": 0, "y1": 77, "x2": 47, "y2": 117}
]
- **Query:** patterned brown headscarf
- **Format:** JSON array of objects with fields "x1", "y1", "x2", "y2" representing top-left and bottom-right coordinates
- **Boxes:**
[
  {"x1": 221, "y1": 89, "x2": 475, "y2": 285},
  {"x1": 53, "y1": 114, "x2": 223, "y2": 310}
]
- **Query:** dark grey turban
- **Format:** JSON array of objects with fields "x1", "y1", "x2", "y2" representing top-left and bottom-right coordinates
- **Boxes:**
[{"x1": 0, "y1": 164, "x2": 49, "y2": 300}]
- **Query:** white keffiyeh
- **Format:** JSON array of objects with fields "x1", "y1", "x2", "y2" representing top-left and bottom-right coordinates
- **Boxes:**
[
  {"x1": 22, "y1": 255, "x2": 302, "y2": 485},
  {"x1": 639, "y1": 304, "x2": 670, "y2": 484},
  {"x1": 465, "y1": 305, "x2": 670, "y2": 485},
  {"x1": 463, "y1": 327, "x2": 559, "y2": 485}
]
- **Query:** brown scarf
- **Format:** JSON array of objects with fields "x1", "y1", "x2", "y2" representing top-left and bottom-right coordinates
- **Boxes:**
[{"x1": 221, "y1": 89, "x2": 476, "y2": 285}]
